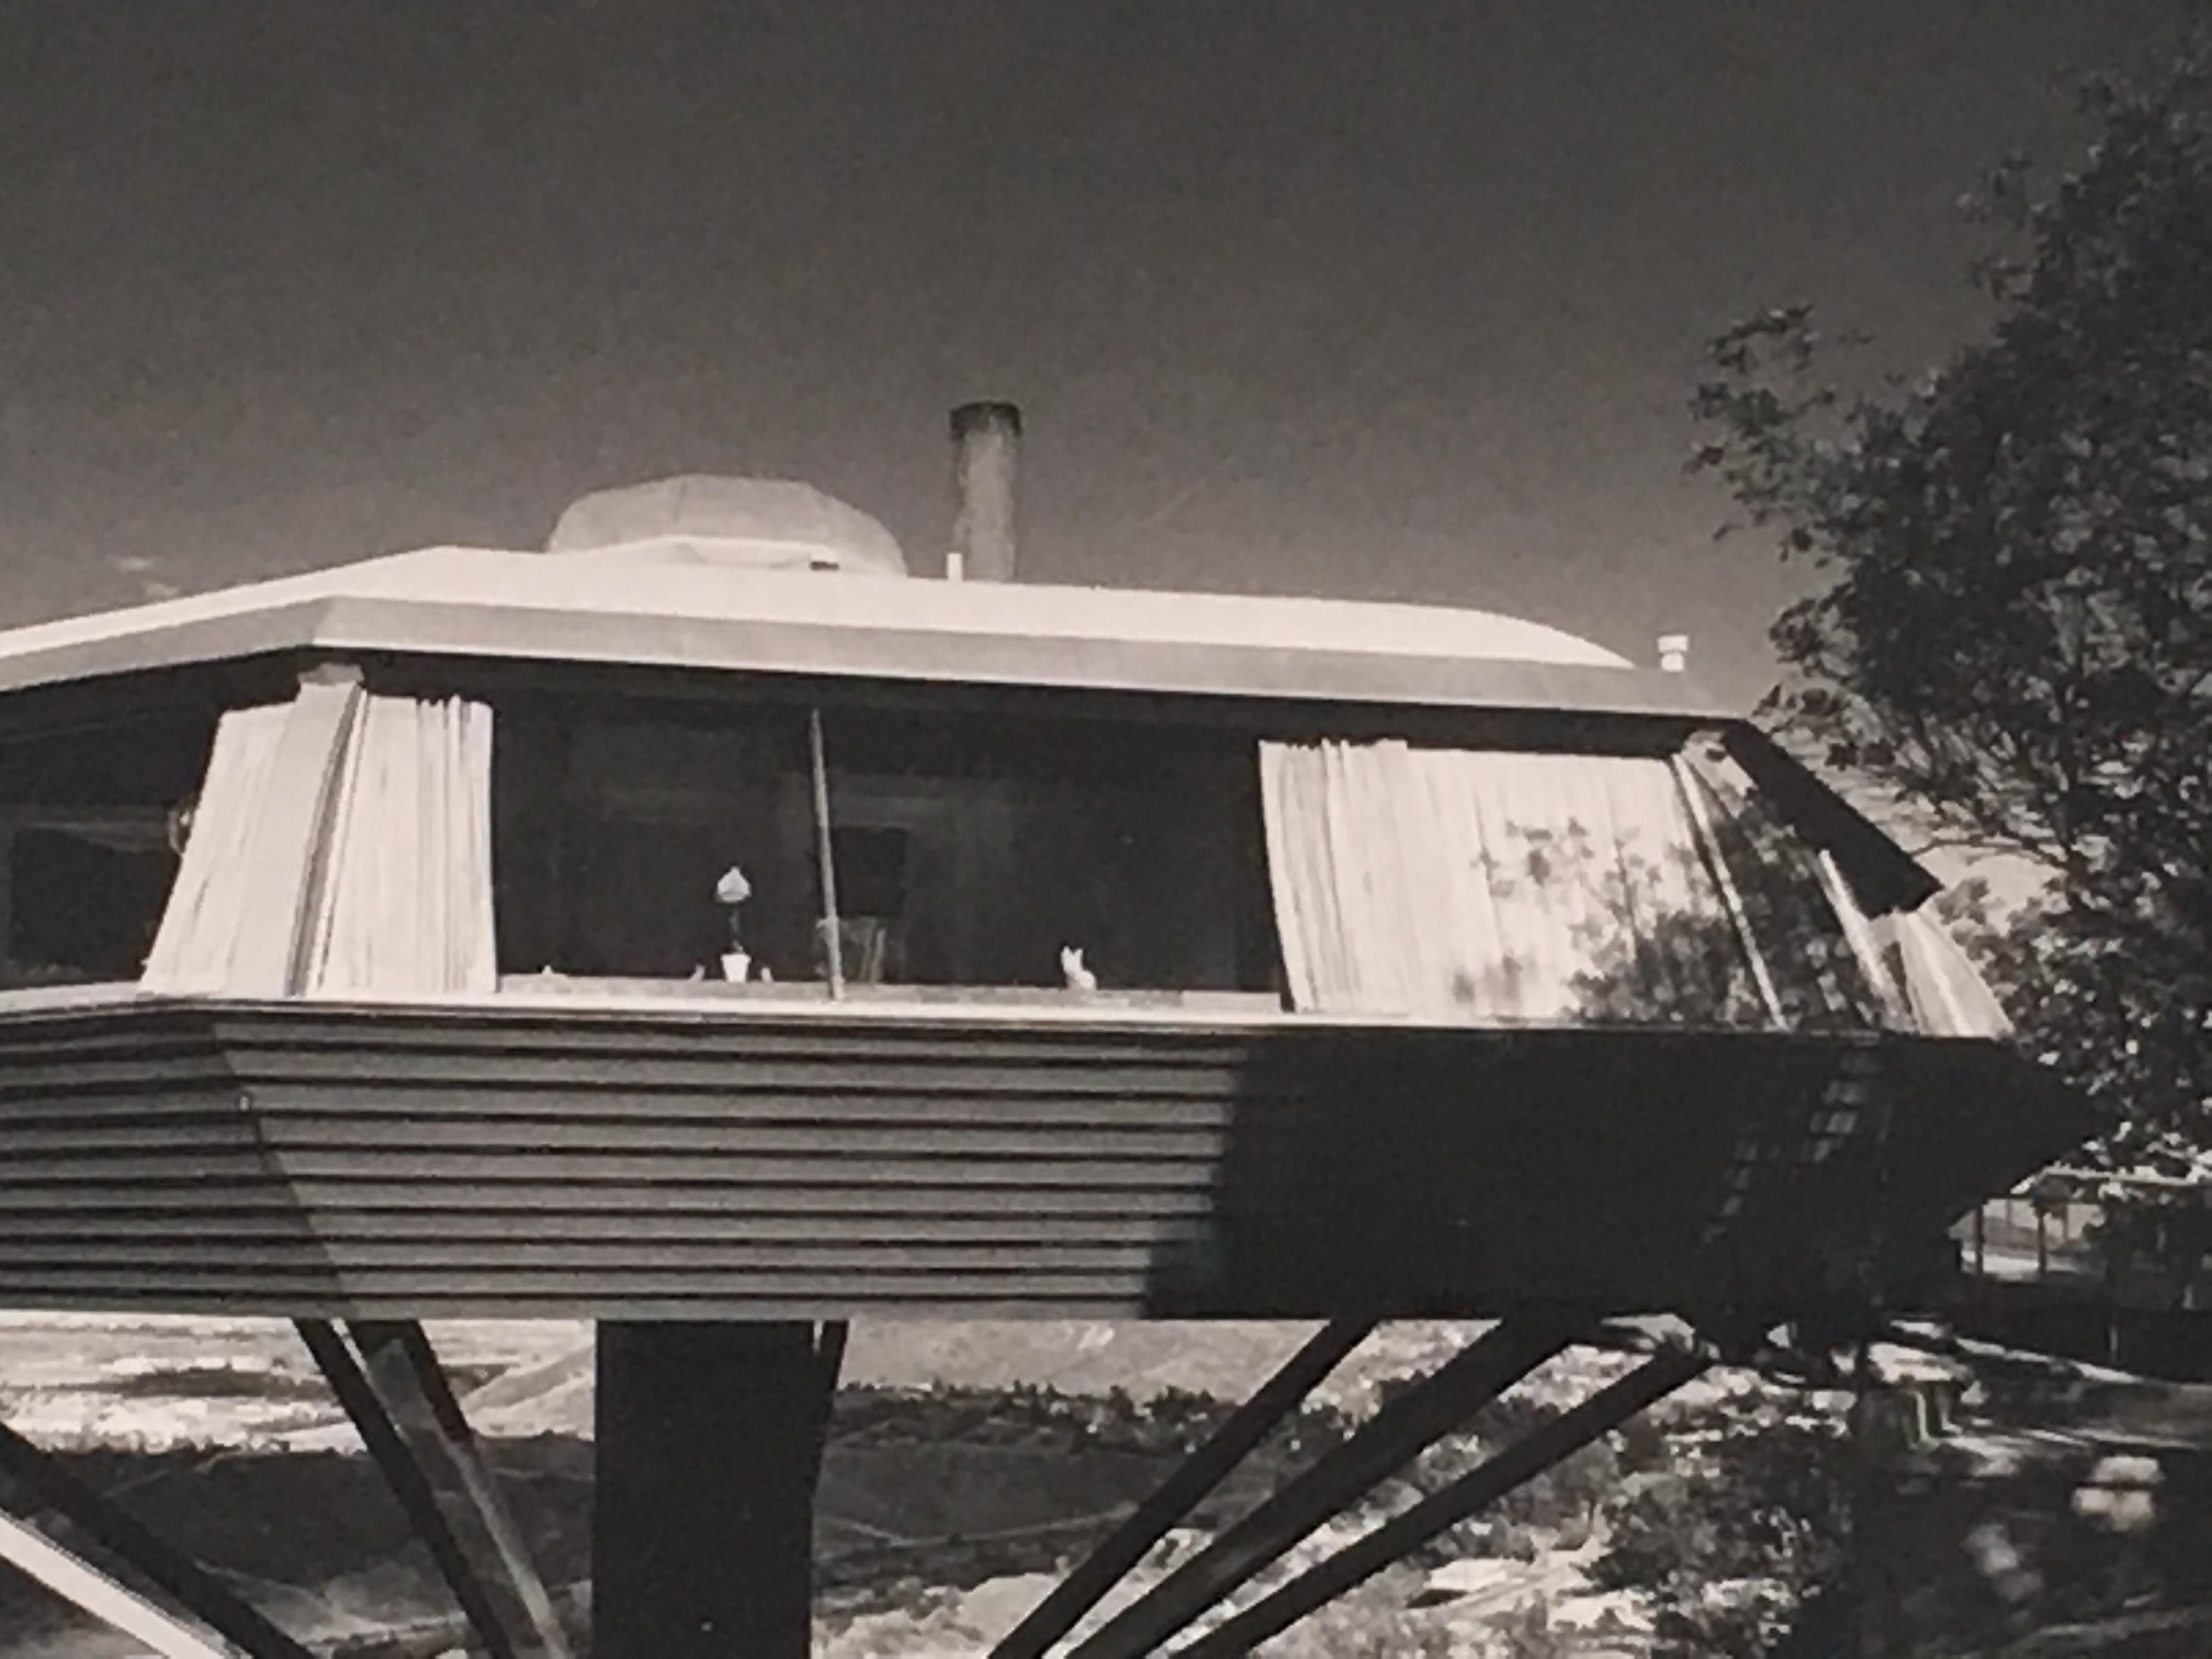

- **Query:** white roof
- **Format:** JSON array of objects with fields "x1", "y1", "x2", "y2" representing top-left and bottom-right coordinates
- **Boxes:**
[{"x1": 0, "y1": 545, "x2": 1722, "y2": 715}]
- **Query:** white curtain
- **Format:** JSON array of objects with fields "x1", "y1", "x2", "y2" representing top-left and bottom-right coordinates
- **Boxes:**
[
  {"x1": 1811, "y1": 836, "x2": 2012, "y2": 1039},
  {"x1": 141, "y1": 702, "x2": 303, "y2": 993},
  {"x1": 1880, "y1": 907, "x2": 2013, "y2": 1037},
  {"x1": 301, "y1": 696, "x2": 497, "y2": 997},
  {"x1": 1259, "y1": 740, "x2": 1772, "y2": 1023},
  {"x1": 143, "y1": 685, "x2": 496, "y2": 997},
  {"x1": 1260, "y1": 735, "x2": 2011, "y2": 1035}
]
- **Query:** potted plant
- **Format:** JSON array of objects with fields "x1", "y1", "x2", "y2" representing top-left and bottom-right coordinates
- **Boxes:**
[{"x1": 715, "y1": 865, "x2": 753, "y2": 981}]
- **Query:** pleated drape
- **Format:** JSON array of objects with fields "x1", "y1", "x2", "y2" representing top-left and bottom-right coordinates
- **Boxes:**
[
  {"x1": 142, "y1": 684, "x2": 496, "y2": 998},
  {"x1": 1259, "y1": 740, "x2": 1774, "y2": 1023},
  {"x1": 1879, "y1": 908, "x2": 2013, "y2": 1037},
  {"x1": 302, "y1": 695, "x2": 497, "y2": 997},
  {"x1": 140, "y1": 703, "x2": 303, "y2": 994},
  {"x1": 1259, "y1": 736, "x2": 2007, "y2": 1034}
]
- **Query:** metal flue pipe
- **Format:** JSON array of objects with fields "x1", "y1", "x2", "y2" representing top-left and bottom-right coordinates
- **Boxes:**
[{"x1": 949, "y1": 400, "x2": 1021, "y2": 581}]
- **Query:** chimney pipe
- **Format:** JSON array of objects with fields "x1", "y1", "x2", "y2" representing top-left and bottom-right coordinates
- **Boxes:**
[{"x1": 950, "y1": 401, "x2": 1020, "y2": 582}]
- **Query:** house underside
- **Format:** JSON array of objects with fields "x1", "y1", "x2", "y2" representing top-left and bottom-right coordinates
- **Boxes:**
[{"x1": 0, "y1": 993, "x2": 2078, "y2": 1322}]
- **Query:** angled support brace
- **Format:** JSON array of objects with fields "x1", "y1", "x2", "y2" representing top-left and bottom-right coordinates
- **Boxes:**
[
  {"x1": 346, "y1": 1321, "x2": 573, "y2": 1658},
  {"x1": 1177, "y1": 1339, "x2": 1714, "y2": 1656},
  {"x1": 993, "y1": 1319, "x2": 1372, "y2": 1659},
  {"x1": 1067, "y1": 1317, "x2": 1574, "y2": 1659},
  {"x1": 297, "y1": 1320, "x2": 568, "y2": 1659},
  {"x1": 0, "y1": 1507, "x2": 239, "y2": 1659},
  {"x1": 0, "y1": 1419, "x2": 315, "y2": 1659}
]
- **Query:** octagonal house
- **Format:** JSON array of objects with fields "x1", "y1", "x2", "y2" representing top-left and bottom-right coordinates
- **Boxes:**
[{"x1": 0, "y1": 469, "x2": 2084, "y2": 1658}]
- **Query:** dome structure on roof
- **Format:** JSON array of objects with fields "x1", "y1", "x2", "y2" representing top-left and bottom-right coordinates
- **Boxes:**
[{"x1": 545, "y1": 475, "x2": 908, "y2": 575}]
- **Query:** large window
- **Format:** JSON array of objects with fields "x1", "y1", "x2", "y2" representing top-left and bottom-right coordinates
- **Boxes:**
[
  {"x1": 493, "y1": 698, "x2": 1278, "y2": 998},
  {"x1": 813, "y1": 708, "x2": 1270, "y2": 992},
  {"x1": 489, "y1": 695, "x2": 1900, "y2": 1023},
  {"x1": 61, "y1": 676, "x2": 1981, "y2": 1034}
]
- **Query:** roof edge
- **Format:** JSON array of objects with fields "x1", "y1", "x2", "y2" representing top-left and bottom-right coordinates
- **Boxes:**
[{"x1": 0, "y1": 598, "x2": 340, "y2": 699}]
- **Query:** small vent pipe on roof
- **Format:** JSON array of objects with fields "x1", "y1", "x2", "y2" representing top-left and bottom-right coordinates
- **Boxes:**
[{"x1": 949, "y1": 401, "x2": 1021, "y2": 582}]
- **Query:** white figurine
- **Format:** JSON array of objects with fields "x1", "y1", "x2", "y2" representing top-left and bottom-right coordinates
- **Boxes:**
[{"x1": 1060, "y1": 945, "x2": 1097, "y2": 992}]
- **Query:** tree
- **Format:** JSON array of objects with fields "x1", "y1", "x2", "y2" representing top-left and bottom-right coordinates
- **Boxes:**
[
  {"x1": 1692, "y1": 21, "x2": 2212, "y2": 1163},
  {"x1": 1590, "y1": 1391, "x2": 1856, "y2": 1659}
]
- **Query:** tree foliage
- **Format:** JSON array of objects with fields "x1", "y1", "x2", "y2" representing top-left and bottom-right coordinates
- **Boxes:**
[
  {"x1": 1592, "y1": 1392, "x2": 1856, "y2": 1658},
  {"x1": 1693, "y1": 24, "x2": 2212, "y2": 1156}
]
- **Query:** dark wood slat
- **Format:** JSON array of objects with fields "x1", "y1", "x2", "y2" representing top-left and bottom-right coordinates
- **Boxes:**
[
  {"x1": 0, "y1": 1099, "x2": 255, "y2": 1130},
  {"x1": 261, "y1": 1152, "x2": 1227, "y2": 1186},
  {"x1": 0, "y1": 1181, "x2": 1221, "y2": 1216},
  {"x1": 0, "y1": 1062, "x2": 241, "y2": 1101},
  {"x1": 0, "y1": 1062, "x2": 226, "y2": 1087},
  {"x1": 4, "y1": 1115, "x2": 1240, "y2": 1159},
  {"x1": 0, "y1": 1291, "x2": 1162, "y2": 1320},
  {"x1": 229, "y1": 1053, "x2": 1260, "y2": 1098},
  {"x1": 0, "y1": 1023, "x2": 216, "y2": 1053},
  {"x1": 0, "y1": 1266, "x2": 1157, "y2": 1297},
  {"x1": 0, "y1": 1030, "x2": 230, "y2": 1070},
  {"x1": 6, "y1": 1211, "x2": 1209, "y2": 1244},
  {"x1": 0, "y1": 1153, "x2": 286, "y2": 1182},
  {"x1": 1, "y1": 1125, "x2": 287, "y2": 1155},
  {"x1": 0, "y1": 1189, "x2": 298, "y2": 1214},
  {"x1": 0, "y1": 1241, "x2": 1176, "y2": 1272},
  {"x1": 292, "y1": 1182, "x2": 1224, "y2": 1214},
  {"x1": 246, "y1": 1119, "x2": 1234, "y2": 1158},
  {"x1": 240, "y1": 1088, "x2": 1249, "y2": 1126},
  {"x1": 0, "y1": 1265, "x2": 340, "y2": 1288},
  {"x1": 2, "y1": 1238, "x2": 330, "y2": 1259},
  {"x1": 0, "y1": 1138, "x2": 280, "y2": 1165},
  {"x1": 2, "y1": 1147, "x2": 1230, "y2": 1186}
]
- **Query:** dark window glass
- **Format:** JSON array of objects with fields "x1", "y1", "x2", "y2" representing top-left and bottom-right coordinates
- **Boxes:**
[
  {"x1": 0, "y1": 710, "x2": 208, "y2": 990},
  {"x1": 495, "y1": 698, "x2": 1277, "y2": 995},
  {"x1": 8, "y1": 827, "x2": 176, "y2": 982}
]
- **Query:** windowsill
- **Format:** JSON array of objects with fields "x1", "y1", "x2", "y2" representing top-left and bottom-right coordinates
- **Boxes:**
[
  {"x1": 0, "y1": 980, "x2": 1945, "y2": 1046},
  {"x1": 494, "y1": 974, "x2": 1284, "y2": 1013}
]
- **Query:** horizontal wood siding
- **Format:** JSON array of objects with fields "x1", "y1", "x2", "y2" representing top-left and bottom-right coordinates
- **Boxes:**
[
  {"x1": 0, "y1": 1008, "x2": 340, "y2": 1312},
  {"x1": 0, "y1": 1000, "x2": 2090, "y2": 1319},
  {"x1": 230, "y1": 1012, "x2": 1255, "y2": 1316}
]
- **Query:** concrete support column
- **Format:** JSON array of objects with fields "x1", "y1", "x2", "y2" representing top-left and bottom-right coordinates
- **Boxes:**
[{"x1": 593, "y1": 1322, "x2": 835, "y2": 1659}]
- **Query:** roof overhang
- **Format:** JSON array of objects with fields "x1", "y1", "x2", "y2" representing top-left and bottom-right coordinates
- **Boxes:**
[{"x1": 0, "y1": 548, "x2": 1734, "y2": 719}]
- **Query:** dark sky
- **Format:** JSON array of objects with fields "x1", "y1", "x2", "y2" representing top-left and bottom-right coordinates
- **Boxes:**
[{"x1": 0, "y1": 1, "x2": 2187, "y2": 708}]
